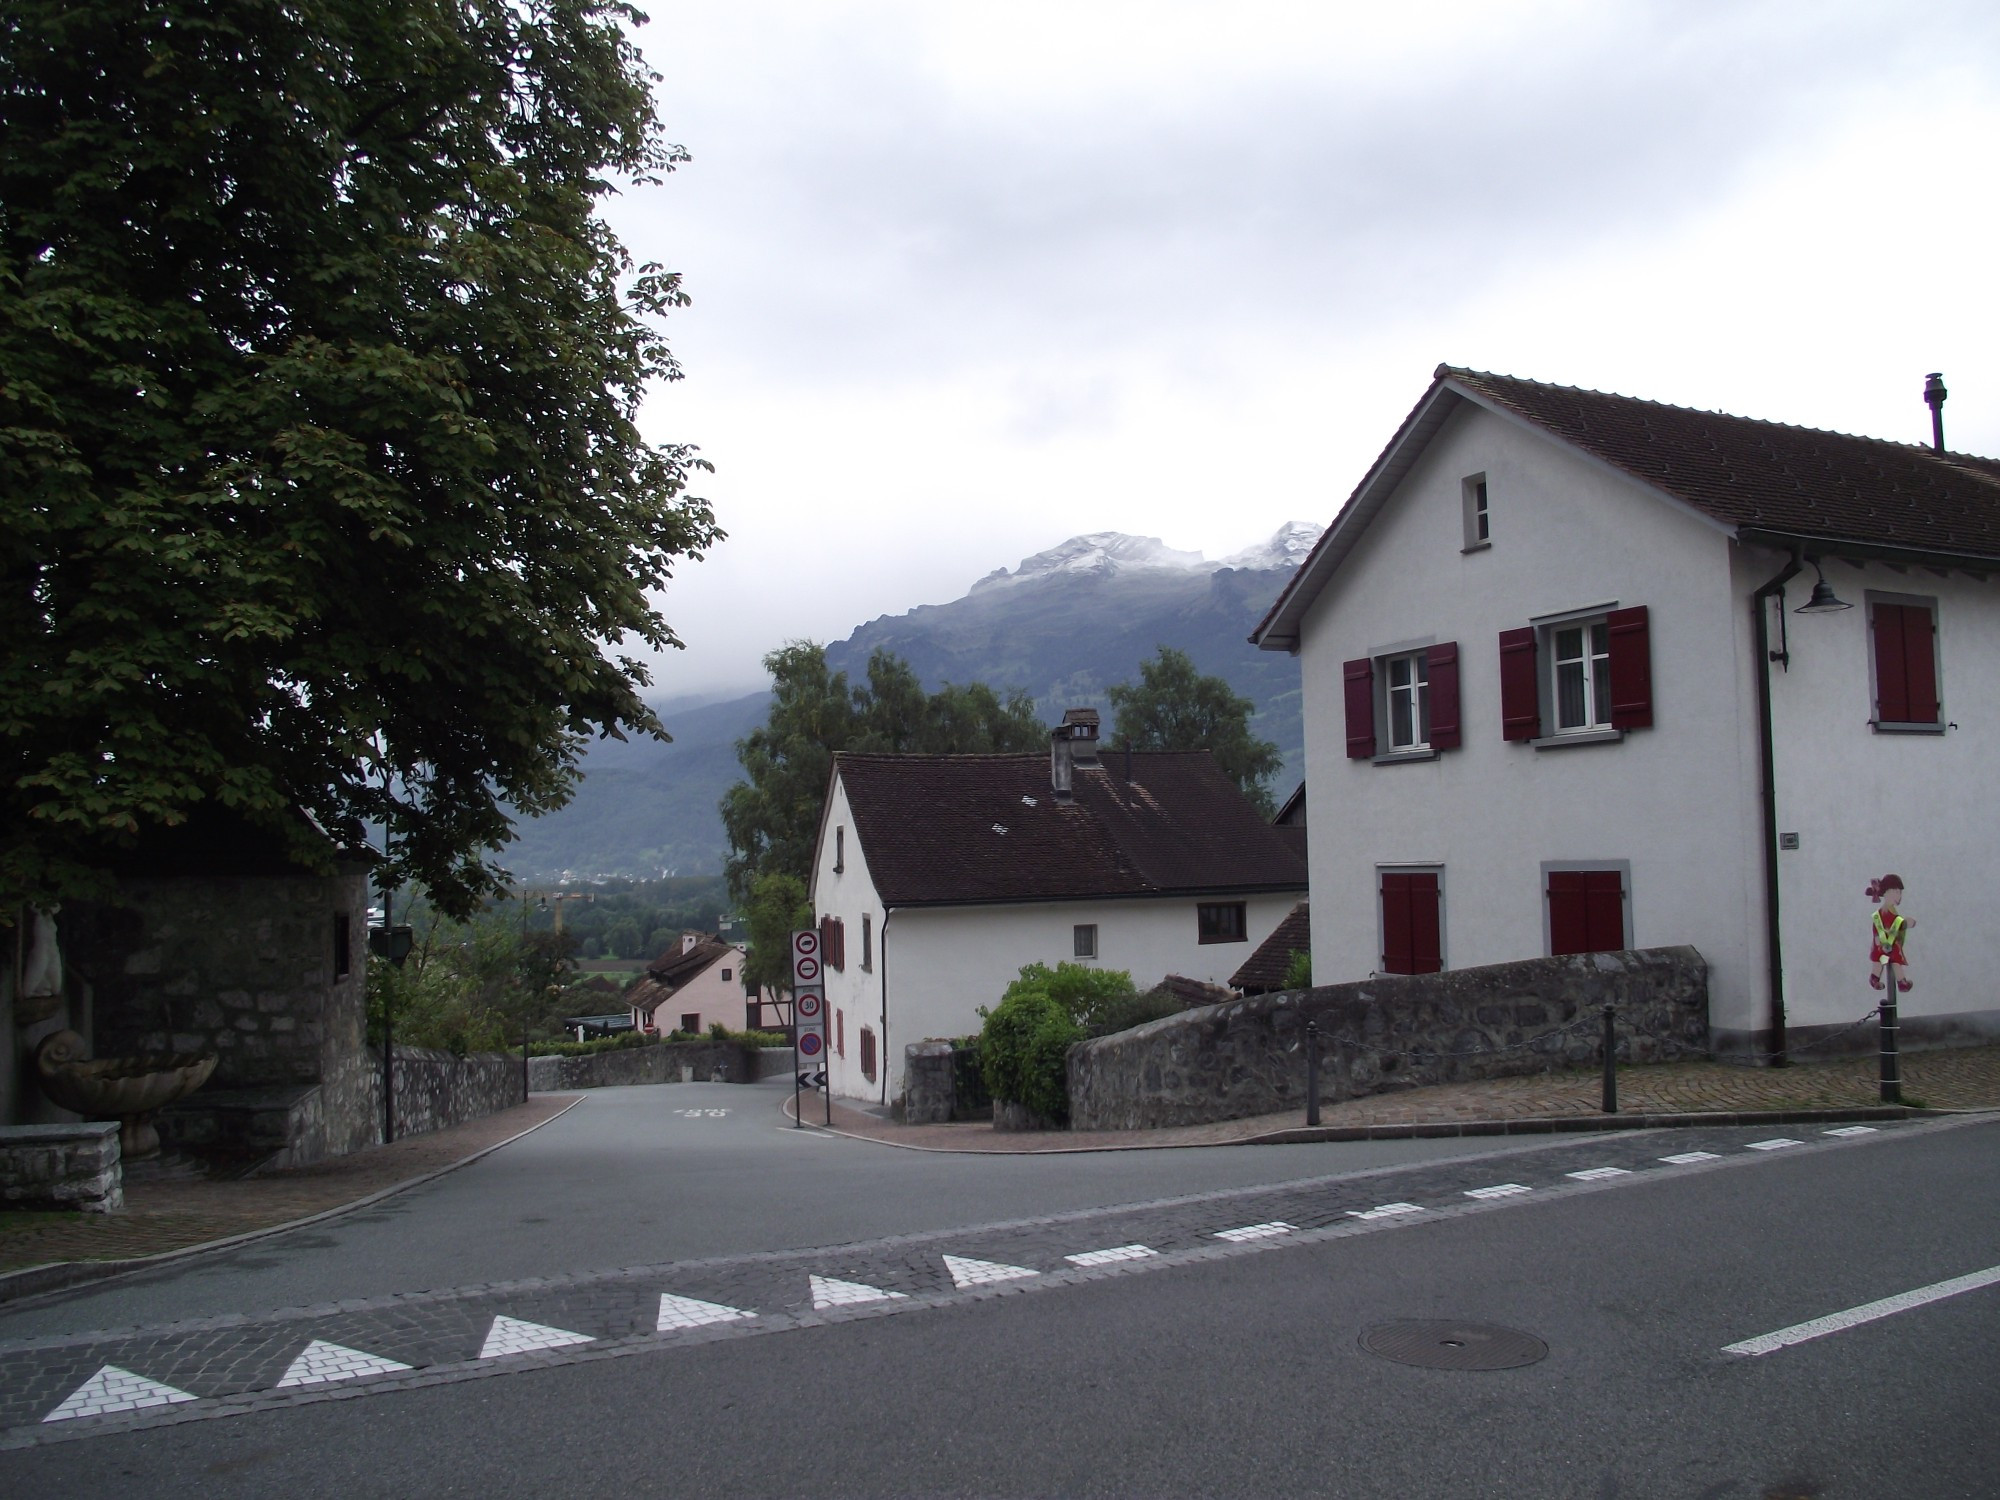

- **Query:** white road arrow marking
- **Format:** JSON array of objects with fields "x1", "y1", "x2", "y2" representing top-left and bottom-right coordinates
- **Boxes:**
[
  {"x1": 656, "y1": 1293, "x2": 754, "y2": 1331},
  {"x1": 276, "y1": 1339, "x2": 412, "y2": 1388},
  {"x1": 811, "y1": 1274, "x2": 908, "y2": 1309},
  {"x1": 44, "y1": 1366, "x2": 196, "y2": 1423},
  {"x1": 479, "y1": 1315, "x2": 593, "y2": 1359},
  {"x1": 943, "y1": 1254, "x2": 1039, "y2": 1288}
]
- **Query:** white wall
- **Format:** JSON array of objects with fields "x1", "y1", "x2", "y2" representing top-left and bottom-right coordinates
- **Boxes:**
[
  {"x1": 632, "y1": 944, "x2": 750, "y2": 1037},
  {"x1": 1744, "y1": 551, "x2": 2000, "y2": 1044},
  {"x1": 1296, "y1": 401, "x2": 1766, "y2": 1034},
  {"x1": 812, "y1": 775, "x2": 1300, "y2": 1101}
]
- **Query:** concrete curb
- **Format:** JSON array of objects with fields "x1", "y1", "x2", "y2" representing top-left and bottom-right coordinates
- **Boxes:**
[{"x1": 0, "y1": 1095, "x2": 586, "y2": 1308}]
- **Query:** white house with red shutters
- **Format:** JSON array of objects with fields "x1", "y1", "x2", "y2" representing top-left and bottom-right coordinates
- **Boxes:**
[{"x1": 1254, "y1": 365, "x2": 2000, "y2": 1058}]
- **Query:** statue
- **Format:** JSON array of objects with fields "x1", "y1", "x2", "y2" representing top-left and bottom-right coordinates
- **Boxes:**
[
  {"x1": 1866, "y1": 874, "x2": 1913, "y2": 994},
  {"x1": 14, "y1": 905, "x2": 65, "y2": 1026}
]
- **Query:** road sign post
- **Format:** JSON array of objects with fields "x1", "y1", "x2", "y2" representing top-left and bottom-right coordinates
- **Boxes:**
[{"x1": 791, "y1": 930, "x2": 831, "y2": 1127}]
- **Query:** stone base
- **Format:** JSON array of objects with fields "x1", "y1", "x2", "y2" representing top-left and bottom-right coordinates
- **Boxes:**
[
  {"x1": 0, "y1": 1122, "x2": 123, "y2": 1213},
  {"x1": 992, "y1": 1100, "x2": 1062, "y2": 1132}
]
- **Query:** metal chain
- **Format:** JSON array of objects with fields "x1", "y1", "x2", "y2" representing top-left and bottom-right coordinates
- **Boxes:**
[{"x1": 1738, "y1": 1004, "x2": 1887, "y2": 1065}]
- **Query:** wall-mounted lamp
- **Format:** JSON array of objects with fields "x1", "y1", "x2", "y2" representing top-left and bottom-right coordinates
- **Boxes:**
[{"x1": 1794, "y1": 561, "x2": 1852, "y2": 614}]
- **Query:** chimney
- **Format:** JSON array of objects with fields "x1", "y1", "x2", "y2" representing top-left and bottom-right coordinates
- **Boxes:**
[
  {"x1": 1925, "y1": 372, "x2": 1948, "y2": 454},
  {"x1": 1050, "y1": 726, "x2": 1073, "y2": 802},
  {"x1": 1061, "y1": 707, "x2": 1101, "y2": 766},
  {"x1": 682, "y1": 932, "x2": 698, "y2": 955}
]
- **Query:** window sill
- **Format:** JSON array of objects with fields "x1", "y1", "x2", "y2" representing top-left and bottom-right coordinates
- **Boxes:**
[
  {"x1": 1196, "y1": 936, "x2": 1249, "y2": 945},
  {"x1": 1460, "y1": 540, "x2": 1491, "y2": 555},
  {"x1": 1371, "y1": 747, "x2": 1439, "y2": 766},
  {"x1": 1530, "y1": 728, "x2": 1624, "y2": 751},
  {"x1": 1871, "y1": 720, "x2": 1946, "y2": 736}
]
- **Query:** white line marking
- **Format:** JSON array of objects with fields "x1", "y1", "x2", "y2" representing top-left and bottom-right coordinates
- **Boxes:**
[
  {"x1": 1346, "y1": 1202, "x2": 1424, "y2": 1220},
  {"x1": 1825, "y1": 1125, "x2": 1879, "y2": 1137},
  {"x1": 276, "y1": 1339, "x2": 412, "y2": 1388},
  {"x1": 1464, "y1": 1184, "x2": 1531, "y2": 1199},
  {"x1": 1214, "y1": 1221, "x2": 1295, "y2": 1242},
  {"x1": 810, "y1": 1274, "x2": 908, "y2": 1308},
  {"x1": 1567, "y1": 1166, "x2": 1630, "y2": 1181},
  {"x1": 943, "y1": 1254, "x2": 1040, "y2": 1288},
  {"x1": 1065, "y1": 1245, "x2": 1157, "y2": 1267},
  {"x1": 1745, "y1": 1138, "x2": 1803, "y2": 1151},
  {"x1": 479, "y1": 1315, "x2": 592, "y2": 1359},
  {"x1": 1723, "y1": 1265, "x2": 2000, "y2": 1356},
  {"x1": 656, "y1": 1293, "x2": 753, "y2": 1331},
  {"x1": 1660, "y1": 1151, "x2": 1721, "y2": 1165},
  {"x1": 44, "y1": 1366, "x2": 197, "y2": 1423}
]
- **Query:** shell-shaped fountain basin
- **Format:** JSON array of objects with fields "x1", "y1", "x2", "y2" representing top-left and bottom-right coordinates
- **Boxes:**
[{"x1": 35, "y1": 1031, "x2": 218, "y2": 1159}]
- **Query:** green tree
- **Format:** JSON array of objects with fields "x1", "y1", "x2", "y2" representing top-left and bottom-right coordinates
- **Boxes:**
[
  {"x1": 0, "y1": 0, "x2": 719, "y2": 917},
  {"x1": 1107, "y1": 647, "x2": 1283, "y2": 816},
  {"x1": 721, "y1": 644, "x2": 1044, "y2": 898},
  {"x1": 741, "y1": 870, "x2": 813, "y2": 999}
]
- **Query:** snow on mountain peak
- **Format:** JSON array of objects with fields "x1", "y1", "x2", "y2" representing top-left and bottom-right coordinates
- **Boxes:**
[{"x1": 970, "y1": 524, "x2": 1323, "y2": 594}]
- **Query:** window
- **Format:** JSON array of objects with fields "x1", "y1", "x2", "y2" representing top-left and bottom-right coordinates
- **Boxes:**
[
  {"x1": 1462, "y1": 474, "x2": 1490, "y2": 549},
  {"x1": 333, "y1": 912, "x2": 352, "y2": 980},
  {"x1": 680, "y1": 1012, "x2": 700, "y2": 1034},
  {"x1": 1868, "y1": 595, "x2": 1941, "y2": 729},
  {"x1": 1379, "y1": 870, "x2": 1442, "y2": 975},
  {"x1": 720, "y1": 967, "x2": 732, "y2": 982},
  {"x1": 861, "y1": 914, "x2": 873, "y2": 971},
  {"x1": 834, "y1": 827, "x2": 845, "y2": 874},
  {"x1": 1197, "y1": 902, "x2": 1247, "y2": 944},
  {"x1": 744, "y1": 1000, "x2": 761, "y2": 1031},
  {"x1": 820, "y1": 915, "x2": 846, "y2": 971},
  {"x1": 1342, "y1": 643, "x2": 1460, "y2": 760},
  {"x1": 1499, "y1": 606, "x2": 1652, "y2": 743},
  {"x1": 1073, "y1": 923, "x2": 1098, "y2": 959},
  {"x1": 1545, "y1": 867, "x2": 1628, "y2": 955},
  {"x1": 860, "y1": 1026, "x2": 877, "y2": 1083}
]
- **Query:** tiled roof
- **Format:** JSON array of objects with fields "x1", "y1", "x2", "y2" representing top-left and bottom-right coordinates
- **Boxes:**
[
  {"x1": 642, "y1": 937, "x2": 732, "y2": 989},
  {"x1": 1146, "y1": 974, "x2": 1237, "y2": 1010},
  {"x1": 1449, "y1": 367, "x2": 2000, "y2": 558},
  {"x1": 832, "y1": 752, "x2": 1308, "y2": 907},
  {"x1": 1231, "y1": 902, "x2": 1310, "y2": 992}
]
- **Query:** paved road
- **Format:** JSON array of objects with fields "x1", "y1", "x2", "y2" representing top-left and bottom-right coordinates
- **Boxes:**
[{"x1": 3, "y1": 1084, "x2": 1995, "y2": 1496}]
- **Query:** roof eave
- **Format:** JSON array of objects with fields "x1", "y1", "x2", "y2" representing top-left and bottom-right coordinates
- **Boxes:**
[
  {"x1": 871, "y1": 879, "x2": 1310, "y2": 911},
  {"x1": 1735, "y1": 527, "x2": 2000, "y2": 576}
]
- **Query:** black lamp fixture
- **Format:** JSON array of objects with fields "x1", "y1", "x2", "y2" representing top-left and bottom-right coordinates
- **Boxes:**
[{"x1": 1794, "y1": 560, "x2": 1852, "y2": 614}]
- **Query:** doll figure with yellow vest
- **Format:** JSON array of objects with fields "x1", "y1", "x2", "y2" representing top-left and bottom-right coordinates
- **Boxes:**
[{"x1": 1866, "y1": 874, "x2": 1914, "y2": 994}]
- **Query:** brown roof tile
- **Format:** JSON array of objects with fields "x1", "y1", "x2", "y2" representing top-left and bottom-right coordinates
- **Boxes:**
[
  {"x1": 833, "y1": 751, "x2": 1308, "y2": 907},
  {"x1": 1231, "y1": 902, "x2": 1311, "y2": 992}
]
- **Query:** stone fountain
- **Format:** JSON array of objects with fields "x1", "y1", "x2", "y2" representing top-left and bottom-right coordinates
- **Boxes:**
[{"x1": 35, "y1": 1030, "x2": 217, "y2": 1161}]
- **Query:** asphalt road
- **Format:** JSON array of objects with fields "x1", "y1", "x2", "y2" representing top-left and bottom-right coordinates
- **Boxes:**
[{"x1": 3, "y1": 1088, "x2": 1996, "y2": 1497}]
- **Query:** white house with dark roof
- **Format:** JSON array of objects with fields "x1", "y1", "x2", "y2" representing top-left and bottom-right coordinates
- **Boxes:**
[
  {"x1": 1253, "y1": 364, "x2": 2000, "y2": 1059},
  {"x1": 808, "y1": 713, "x2": 1309, "y2": 1103},
  {"x1": 626, "y1": 934, "x2": 750, "y2": 1037}
]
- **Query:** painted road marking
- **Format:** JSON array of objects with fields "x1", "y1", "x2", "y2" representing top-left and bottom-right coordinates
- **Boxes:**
[
  {"x1": 811, "y1": 1274, "x2": 908, "y2": 1309},
  {"x1": 656, "y1": 1294, "x2": 754, "y2": 1331},
  {"x1": 1214, "y1": 1221, "x2": 1295, "y2": 1243},
  {"x1": 1723, "y1": 1264, "x2": 2000, "y2": 1357},
  {"x1": 1465, "y1": 1184, "x2": 1532, "y2": 1199},
  {"x1": 44, "y1": 1366, "x2": 196, "y2": 1423},
  {"x1": 675, "y1": 1109, "x2": 731, "y2": 1118},
  {"x1": 1568, "y1": 1167, "x2": 1630, "y2": 1181},
  {"x1": 943, "y1": 1254, "x2": 1040, "y2": 1288},
  {"x1": 479, "y1": 1316, "x2": 592, "y2": 1359},
  {"x1": 1065, "y1": 1245, "x2": 1157, "y2": 1267},
  {"x1": 1660, "y1": 1151, "x2": 1722, "y2": 1164},
  {"x1": 1825, "y1": 1125, "x2": 1879, "y2": 1137},
  {"x1": 276, "y1": 1340, "x2": 412, "y2": 1388},
  {"x1": 1347, "y1": 1202, "x2": 1424, "y2": 1220},
  {"x1": 1746, "y1": 1138, "x2": 1803, "y2": 1151}
]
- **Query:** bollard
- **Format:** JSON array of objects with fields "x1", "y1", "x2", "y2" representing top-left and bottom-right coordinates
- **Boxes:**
[
  {"x1": 1600, "y1": 1003, "x2": 1618, "y2": 1115},
  {"x1": 1305, "y1": 1019, "x2": 1321, "y2": 1127},
  {"x1": 1879, "y1": 992, "x2": 1902, "y2": 1105}
]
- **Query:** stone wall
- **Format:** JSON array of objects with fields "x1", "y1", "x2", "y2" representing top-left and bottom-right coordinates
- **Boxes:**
[
  {"x1": 526, "y1": 1039, "x2": 758, "y2": 1092},
  {"x1": 900, "y1": 1040, "x2": 993, "y2": 1124},
  {"x1": 0, "y1": 1123, "x2": 122, "y2": 1213},
  {"x1": 1068, "y1": 946, "x2": 1710, "y2": 1131}
]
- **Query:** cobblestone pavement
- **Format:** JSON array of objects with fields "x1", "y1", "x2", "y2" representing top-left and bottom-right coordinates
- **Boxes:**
[
  {"x1": 1, "y1": 1115, "x2": 1982, "y2": 1449},
  {"x1": 0, "y1": 1097, "x2": 581, "y2": 1279},
  {"x1": 811, "y1": 1044, "x2": 2000, "y2": 1151}
]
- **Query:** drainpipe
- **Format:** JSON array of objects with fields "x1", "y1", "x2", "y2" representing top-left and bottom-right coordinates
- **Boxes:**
[
  {"x1": 1751, "y1": 546, "x2": 1804, "y2": 1066},
  {"x1": 878, "y1": 911, "x2": 891, "y2": 1106}
]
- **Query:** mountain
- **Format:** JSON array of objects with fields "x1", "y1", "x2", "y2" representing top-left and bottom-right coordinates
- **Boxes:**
[{"x1": 502, "y1": 523, "x2": 1321, "y2": 880}]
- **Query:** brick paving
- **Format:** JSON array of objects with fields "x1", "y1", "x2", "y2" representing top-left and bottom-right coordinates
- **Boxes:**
[
  {"x1": 800, "y1": 1044, "x2": 2000, "y2": 1152},
  {"x1": 0, "y1": 1096, "x2": 581, "y2": 1280},
  {"x1": 3, "y1": 1114, "x2": 1983, "y2": 1448}
]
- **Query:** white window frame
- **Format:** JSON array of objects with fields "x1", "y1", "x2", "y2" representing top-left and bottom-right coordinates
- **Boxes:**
[
  {"x1": 1381, "y1": 649, "x2": 1431, "y2": 752},
  {"x1": 1545, "y1": 615, "x2": 1611, "y2": 734},
  {"x1": 1461, "y1": 473, "x2": 1490, "y2": 551},
  {"x1": 1073, "y1": 923, "x2": 1098, "y2": 960}
]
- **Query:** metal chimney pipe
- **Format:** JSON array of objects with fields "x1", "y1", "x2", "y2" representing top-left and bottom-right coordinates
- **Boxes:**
[{"x1": 1924, "y1": 372, "x2": 1947, "y2": 455}]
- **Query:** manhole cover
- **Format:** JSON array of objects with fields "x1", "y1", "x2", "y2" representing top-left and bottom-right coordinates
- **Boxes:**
[{"x1": 1360, "y1": 1320, "x2": 1548, "y2": 1370}]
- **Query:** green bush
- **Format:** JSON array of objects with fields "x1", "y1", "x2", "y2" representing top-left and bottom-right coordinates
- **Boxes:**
[
  {"x1": 1281, "y1": 949, "x2": 1312, "y2": 990},
  {"x1": 529, "y1": 1031, "x2": 659, "y2": 1058},
  {"x1": 979, "y1": 971, "x2": 1092, "y2": 1122}
]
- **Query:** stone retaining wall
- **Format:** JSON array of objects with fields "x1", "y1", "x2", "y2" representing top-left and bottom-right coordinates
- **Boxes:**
[
  {"x1": 900, "y1": 1040, "x2": 993, "y2": 1124},
  {"x1": 1067, "y1": 946, "x2": 1710, "y2": 1131},
  {"x1": 0, "y1": 1123, "x2": 122, "y2": 1213},
  {"x1": 526, "y1": 1040, "x2": 759, "y2": 1092}
]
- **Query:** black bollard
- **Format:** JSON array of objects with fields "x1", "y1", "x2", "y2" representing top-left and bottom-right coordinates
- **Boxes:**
[
  {"x1": 1879, "y1": 988, "x2": 1902, "y2": 1105},
  {"x1": 1305, "y1": 1019, "x2": 1321, "y2": 1127},
  {"x1": 1600, "y1": 1004, "x2": 1618, "y2": 1115}
]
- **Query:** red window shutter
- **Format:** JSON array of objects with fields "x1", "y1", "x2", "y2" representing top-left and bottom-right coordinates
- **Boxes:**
[
  {"x1": 1427, "y1": 643, "x2": 1461, "y2": 751},
  {"x1": 1343, "y1": 657, "x2": 1376, "y2": 759},
  {"x1": 1872, "y1": 604, "x2": 1910, "y2": 722},
  {"x1": 1606, "y1": 606, "x2": 1653, "y2": 731},
  {"x1": 1584, "y1": 870, "x2": 1625, "y2": 951},
  {"x1": 1547, "y1": 871, "x2": 1589, "y2": 955},
  {"x1": 1380, "y1": 873, "x2": 1414, "y2": 973},
  {"x1": 820, "y1": 916, "x2": 845, "y2": 972},
  {"x1": 1498, "y1": 628, "x2": 1539, "y2": 741},
  {"x1": 1903, "y1": 607, "x2": 1939, "y2": 724},
  {"x1": 1408, "y1": 872, "x2": 1442, "y2": 974}
]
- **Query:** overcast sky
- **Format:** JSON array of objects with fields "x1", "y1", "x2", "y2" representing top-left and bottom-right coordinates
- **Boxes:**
[{"x1": 602, "y1": 0, "x2": 2000, "y2": 701}]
